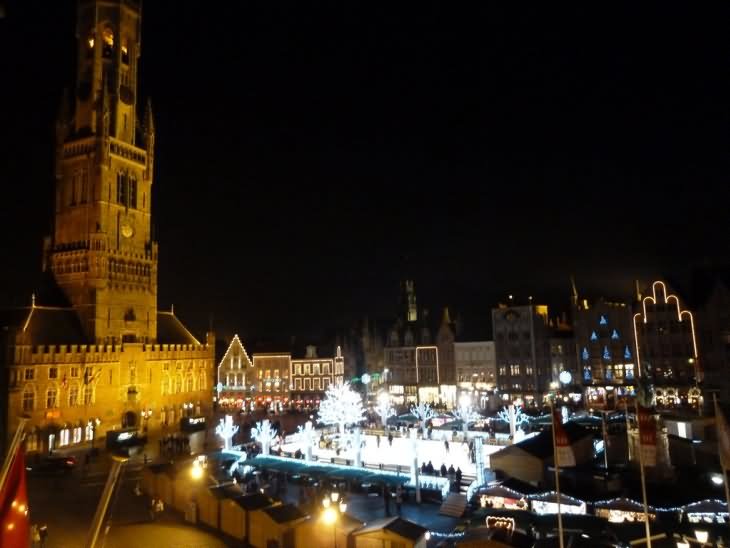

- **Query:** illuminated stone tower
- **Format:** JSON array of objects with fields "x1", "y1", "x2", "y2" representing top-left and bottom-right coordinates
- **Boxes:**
[{"x1": 47, "y1": 0, "x2": 157, "y2": 344}]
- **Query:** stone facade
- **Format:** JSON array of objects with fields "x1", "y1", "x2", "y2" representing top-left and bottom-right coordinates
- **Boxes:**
[{"x1": 1, "y1": 0, "x2": 214, "y2": 454}]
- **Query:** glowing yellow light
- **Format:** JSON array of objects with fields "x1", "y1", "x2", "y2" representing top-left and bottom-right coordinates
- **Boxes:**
[
  {"x1": 88, "y1": 37, "x2": 95, "y2": 48},
  {"x1": 102, "y1": 28, "x2": 114, "y2": 47},
  {"x1": 190, "y1": 462, "x2": 203, "y2": 480},
  {"x1": 17, "y1": 504, "x2": 26, "y2": 513},
  {"x1": 322, "y1": 507, "x2": 337, "y2": 525},
  {"x1": 322, "y1": 497, "x2": 331, "y2": 508},
  {"x1": 6, "y1": 523, "x2": 14, "y2": 531},
  {"x1": 10, "y1": 500, "x2": 16, "y2": 508}
]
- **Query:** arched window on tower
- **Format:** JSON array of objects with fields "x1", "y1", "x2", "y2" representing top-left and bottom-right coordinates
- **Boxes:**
[{"x1": 102, "y1": 27, "x2": 114, "y2": 59}]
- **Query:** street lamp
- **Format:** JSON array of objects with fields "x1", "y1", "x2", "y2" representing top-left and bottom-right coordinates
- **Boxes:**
[
  {"x1": 322, "y1": 492, "x2": 347, "y2": 548},
  {"x1": 191, "y1": 455, "x2": 207, "y2": 480}
]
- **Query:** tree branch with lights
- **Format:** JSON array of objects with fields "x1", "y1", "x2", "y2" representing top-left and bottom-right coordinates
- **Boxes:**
[
  {"x1": 251, "y1": 419, "x2": 277, "y2": 455},
  {"x1": 317, "y1": 381, "x2": 366, "y2": 434},
  {"x1": 411, "y1": 402, "x2": 435, "y2": 437}
]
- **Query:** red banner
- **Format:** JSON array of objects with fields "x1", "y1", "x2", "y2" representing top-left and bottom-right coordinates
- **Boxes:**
[
  {"x1": 552, "y1": 409, "x2": 575, "y2": 467},
  {"x1": 0, "y1": 446, "x2": 30, "y2": 547},
  {"x1": 637, "y1": 404, "x2": 657, "y2": 467}
]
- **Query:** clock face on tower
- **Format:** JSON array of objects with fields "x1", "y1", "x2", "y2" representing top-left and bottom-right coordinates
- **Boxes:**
[{"x1": 120, "y1": 214, "x2": 135, "y2": 239}]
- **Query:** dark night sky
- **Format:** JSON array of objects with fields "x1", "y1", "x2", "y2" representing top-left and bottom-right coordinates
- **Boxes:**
[{"x1": 1, "y1": 1, "x2": 729, "y2": 343}]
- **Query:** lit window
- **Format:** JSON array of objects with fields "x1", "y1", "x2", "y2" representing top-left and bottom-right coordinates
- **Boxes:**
[
  {"x1": 22, "y1": 387, "x2": 35, "y2": 411},
  {"x1": 46, "y1": 387, "x2": 57, "y2": 409},
  {"x1": 24, "y1": 368, "x2": 35, "y2": 381},
  {"x1": 68, "y1": 385, "x2": 79, "y2": 407},
  {"x1": 49, "y1": 367, "x2": 58, "y2": 379}
]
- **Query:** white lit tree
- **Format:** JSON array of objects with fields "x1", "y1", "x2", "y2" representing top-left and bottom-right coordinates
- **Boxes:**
[
  {"x1": 295, "y1": 420, "x2": 318, "y2": 461},
  {"x1": 251, "y1": 419, "x2": 277, "y2": 456},
  {"x1": 453, "y1": 400, "x2": 482, "y2": 436},
  {"x1": 216, "y1": 415, "x2": 239, "y2": 450},
  {"x1": 375, "y1": 392, "x2": 396, "y2": 427},
  {"x1": 410, "y1": 402, "x2": 435, "y2": 438},
  {"x1": 496, "y1": 405, "x2": 530, "y2": 442},
  {"x1": 317, "y1": 381, "x2": 366, "y2": 434}
]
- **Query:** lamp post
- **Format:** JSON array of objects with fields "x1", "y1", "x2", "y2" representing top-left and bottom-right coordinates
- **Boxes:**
[
  {"x1": 322, "y1": 492, "x2": 347, "y2": 548},
  {"x1": 361, "y1": 374, "x2": 371, "y2": 405}
]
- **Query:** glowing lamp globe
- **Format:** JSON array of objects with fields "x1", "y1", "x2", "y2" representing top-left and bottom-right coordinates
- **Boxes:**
[{"x1": 322, "y1": 508, "x2": 337, "y2": 524}]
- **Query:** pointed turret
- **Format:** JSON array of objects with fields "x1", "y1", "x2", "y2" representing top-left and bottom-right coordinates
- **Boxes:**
[
  {"x1": 570, "y1": 275, "x2": 579, "y2": 307},
  {"x1": 143, "y1": 97, "x2": 155, "y2": 181},
  {"x1": 143, "y1": 98, "x2": 155, "y2": 142}
]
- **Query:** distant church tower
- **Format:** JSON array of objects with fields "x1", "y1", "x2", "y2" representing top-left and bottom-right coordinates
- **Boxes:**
[
  {"x1": 47, "y1": 0, "x2": 157, "y2": 344},
  {"x1": 404, "y1": 280, "x2": 418, "y2": 323}
]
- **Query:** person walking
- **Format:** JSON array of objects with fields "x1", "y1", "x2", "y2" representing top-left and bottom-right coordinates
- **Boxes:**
[
  {"x1": 444, "y1": 439, "x2": 450, "y2": 454},
  {"x1": 383, "y1": 484, "x2": 391, "y2": 517},
  {"x1": 38, "y1": 524, "x2": 48, "y2": 548},
  {"x1": 149, "y1": 497, "x2": 158, "y2": 521},
  {"x1": 31, "y1": 524, "x2": 40, "y2": 547},
  {"x1": 395, "y1": 484, "x2": 403, "y2": 515},
  {"x1": 376, "y1": 434, "x2": 381, "y2": 448},
  {"x1": 440, "y1": 463, "x2": 447, "y2": 477},
  {"x1": 388, "y1": 433, "x2": 393, "y2": 447}
]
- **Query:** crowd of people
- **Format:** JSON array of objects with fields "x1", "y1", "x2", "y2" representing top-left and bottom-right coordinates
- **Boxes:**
[{"x1": 420, "y1": 460, "x2": 463, "y2": 491}]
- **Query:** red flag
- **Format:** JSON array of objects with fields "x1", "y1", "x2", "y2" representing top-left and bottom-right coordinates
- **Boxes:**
[
  {"x1": 0, "y1": 445, "x2": 30, "y2": 547},
  {"x1": 714, "y1": 399, "x2": 730, "y2": 470},
  {"x1": 637, "y1": 404, "x2": 657, "y2": 467},
  {"x1": 552, "y1": 409, "x2": 575, "y2": 467}
]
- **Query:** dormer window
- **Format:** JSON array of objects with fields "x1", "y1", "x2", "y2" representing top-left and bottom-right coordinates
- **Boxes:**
[{"x1": 102, "y1": 27, "x2": 114, "y2": 59}]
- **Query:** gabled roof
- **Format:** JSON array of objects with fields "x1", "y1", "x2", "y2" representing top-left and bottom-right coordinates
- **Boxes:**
[
  {"x1": 0, "y1": 305, "x2": 88, "y2": 346},
  {"x1": 262, "y1": 503, "x2": 306, "y2": 524},
  {"x1": 354, "y1": 517, "x2": 427, "y2": 541},
  {"x1": 217, "y1": 334, "x2": 253, "y2": 369},
  {"x1": 157, "y1": 311, "x2": 200, "y2": 345}
]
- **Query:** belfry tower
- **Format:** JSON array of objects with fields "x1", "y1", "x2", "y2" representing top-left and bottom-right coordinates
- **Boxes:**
[{"x1": 46, "y1": 0, "x2": 157, "y2": 344}]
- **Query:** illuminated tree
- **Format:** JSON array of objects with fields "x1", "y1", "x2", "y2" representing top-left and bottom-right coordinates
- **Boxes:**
[
  {"x1": 410, "y1": 402, "x2": 435, "y2": 437},
  {"x1": 295, "y1": 420, "x2": 318, "y2": 461},
  {"x1": 317, "y1": 381, "x2": 366, "y2": 434},
  {"x1": 375, "y1": 392, "x2": 396, "y2": 427},
  {"x1": 453, "y1": 402, "x2": 482, "y2": 436},
  {"x1": 216, "y1": 414, "x2": 239, "y2": 450},
  {"x1": 251, "y1": 419, "x2": 277, "y2": 456},
  {"x1": 496, "y1": 405, "x2": 530, "y2": 442}
]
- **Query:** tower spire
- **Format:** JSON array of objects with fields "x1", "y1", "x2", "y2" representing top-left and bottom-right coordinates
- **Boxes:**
[{"x1": 570, "y1": 275, "x2": 579, "y2": 306}]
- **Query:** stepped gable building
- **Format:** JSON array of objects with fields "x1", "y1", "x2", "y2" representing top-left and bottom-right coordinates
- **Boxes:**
[
  {"x1": 216, "y1": 336, "x2": 345, "y2": 411},
  {"x1": 633, "y1": 280, "x2": 701, "y2": 409},
  {"x1": 383, "y1": 280, "x2": 456, "y2": 406},
  {"x1": 1, "y1": 0, "x2": 214, "y2": 455}
]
